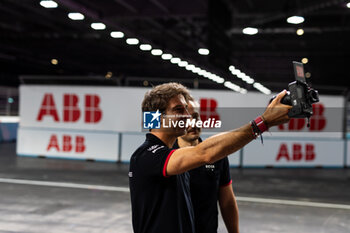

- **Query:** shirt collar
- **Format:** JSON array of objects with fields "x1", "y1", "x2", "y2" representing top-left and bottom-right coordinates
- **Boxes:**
[{"x1": 146, "y1": 133, "x2": 169, "y2": 148}]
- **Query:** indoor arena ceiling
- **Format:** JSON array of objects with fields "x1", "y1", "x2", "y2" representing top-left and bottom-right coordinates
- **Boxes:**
[{"x1": 0, "y1": 0, "x2": 349, "y2": 94}]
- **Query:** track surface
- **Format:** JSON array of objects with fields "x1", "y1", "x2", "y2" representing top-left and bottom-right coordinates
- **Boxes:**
[{"x1": 1, "y1": 143, "x2": 350, "y2": 233}]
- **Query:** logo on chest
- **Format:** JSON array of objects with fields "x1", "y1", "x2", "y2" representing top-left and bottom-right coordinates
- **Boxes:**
[{"x1": 205, "y1": 164, "x2": 215, "y2": 171}]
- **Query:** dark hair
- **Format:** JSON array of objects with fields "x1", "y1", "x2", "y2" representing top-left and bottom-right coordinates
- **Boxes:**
[{"x1": 142, "y1": 82, "x2": 191, "y2": 113}]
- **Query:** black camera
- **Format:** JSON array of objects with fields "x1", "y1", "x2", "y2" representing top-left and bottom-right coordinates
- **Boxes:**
[{"x1": 272, "y1": 61, "x2": 319, "y2": 121}]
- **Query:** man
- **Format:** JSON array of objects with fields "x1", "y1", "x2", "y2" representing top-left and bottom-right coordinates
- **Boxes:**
[
  {"x1": 173, "y1": 99, "x2": 239, "y2": 233},
  {"x1": 129, "y1": 82, "x2": 291, "y2": 233}
]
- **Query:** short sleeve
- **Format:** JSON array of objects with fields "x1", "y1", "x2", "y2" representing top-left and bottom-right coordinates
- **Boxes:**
[
  {"x1": 138, "y1": 145, "x2": 176, "y2": 177},
  {"x1": 219, "y1": 157, "x2": 232, "y2": 187}
]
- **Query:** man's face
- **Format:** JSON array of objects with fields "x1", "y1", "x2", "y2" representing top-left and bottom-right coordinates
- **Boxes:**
[
  {"x1": 162, "y1": 94, "x2": 190, "y2": 137},
  {"x1": 181, "y1": 101, "x2": 201, "y2": 142}
]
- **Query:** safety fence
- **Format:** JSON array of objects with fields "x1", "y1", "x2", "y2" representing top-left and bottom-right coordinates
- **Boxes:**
[{"x1": 12, "y1": 130, "x2": 350, "y2": 168}]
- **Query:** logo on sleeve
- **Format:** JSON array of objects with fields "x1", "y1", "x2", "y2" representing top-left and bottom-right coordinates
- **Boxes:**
[{"x1": 143, "y1": 110, "x2": 161, "y2": 129}]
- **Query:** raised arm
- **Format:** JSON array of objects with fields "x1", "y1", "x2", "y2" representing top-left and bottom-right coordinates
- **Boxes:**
[{"x1": 166, "y1": 90, "x2": 291, "y2": 176}]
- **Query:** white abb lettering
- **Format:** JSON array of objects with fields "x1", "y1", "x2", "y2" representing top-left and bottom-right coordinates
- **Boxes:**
[
  {"x1": 36, "y1": 93, "x2": 102, "y2": 123},
  {"x1": 47, "y1": 134, "x2": 86, "y2": 153},
  {"x1": 276, "y1": 143, "x2": 315, "y2": 161}
]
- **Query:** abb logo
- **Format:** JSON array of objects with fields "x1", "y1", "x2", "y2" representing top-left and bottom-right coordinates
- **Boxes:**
[
  {"x1": 37, "y1": 93, "x2": 102, "y2": 123},
  {"x1": 47, "y1": 134, "x2": 86, "y2": 153},
  {"x1": 279, "y1": 103, "x2": 326, "y2": 131},
  {"x1": 200, "y1": 98, "x2": 220, "y2": 122},
  {"x1": 276, "y1": 143, "x2": 315, "y2": 161}
]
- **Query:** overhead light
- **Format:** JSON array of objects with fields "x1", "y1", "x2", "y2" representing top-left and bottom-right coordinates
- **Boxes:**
[
  {"x1": 126, "y1": 38, "x2": 139, "y2": 45},
  {"x1": 68, "y1": 13, "x2": 84, "y2": 20},
  {"x1": 161, "y1": 53, "x2": 172, "y2": 60},
  {"x1": 224, "y1": 81, "x2": 241, "y2": 92},
  {"x1": 199, "y1": 70, "x2": 207, "y2": 77},
  {"x1": 241, "y1": 75, "x2": 248, "y2": 81},
  {"x1": 213, "y1": 76, "x2": 225, "y2": 84},
  {"x1": 192, "y1": 67, "x2": 201, "y2": 73},
  {"x1": 253, "y1": 83, "x2": 262, "y2": 89},
  {"x1": 110, "y1": 31, "x2": 124, "y2": 38},
  {"x1": 170, "y1": 57, "x2": 181, "y2": 64},
  {"x1": 347, "y1": 2, "x2": 350, "y2": 8},
  {"x1": 229, "y1": 65, "x2": 235, "y2": 71},
  {"x1": 301, "y1": 58, "x2": 308, "y2": 64},
  {"x1": 105, "y1": 71, "x2": 113, "y2": 79},
  {"x1": 240, "y1": 89, "x2": 248, "y2": 94},
  {"x1": 253, "y1": 82, "x2": 271, "y2": 95},
  {"x1": 208, "y1": 73, "x2": 216, "y2": 80},
  {"x1": 178, "y1": 61, "x2": 188, "y2": 67},
  {"x1": 51, "y1": 59, "x2": 58, "y2": 65},
  {"x1": 242, "y1": 27, "x2": 258, "y2": 35},
  {"x1": 199, "y1": 70, "x2": 207, "y2": 76},
  {"x1": 185, "y1": 64, "x2": 195, "y2": 71},
  {"x1": 198, "y1": 48, "x2": 210, "y2": 55},
  {"x1": 40, "y1": 0, "x2": 58, "y2": 8},
  {"x1": 91, "y1": 23, "x2": 106, "y2": 30},
  {"x1": 228, "y1": 65, "x2": 255, "y2": 85},
  {"x1": 237, "y1": 72, "x2": 246, "y2": 79},
  {"x1": 196, "y1": 69, "x2": 203, "y2": 76},
  {"x1": 287, "y1": 16, "x2": 304, "y2": 24},
  {"x1": 139, "y1": 44, "x2": 152, "y2": 51},
  {"x1": 231, "y1": 69, "x2": 241, "y2": 75},
  {"x1": 296, "y1": 28, "x2": 304, "y2": 36},
  {"x1": 151, "y1": 49, "x2": 163, "y2": 56},
  {"x1": 305, "y1": 72, "x2": 311, "y2": 78},
  {"x1": 246, "y1": 76, "x2": 255, "y2": 84},
  {"x1": 211, "y1": 74, "x2": 221, "y2": 82}
]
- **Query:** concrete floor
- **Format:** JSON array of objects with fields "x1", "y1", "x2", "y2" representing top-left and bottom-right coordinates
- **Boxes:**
[{"x1": 0, "y1": 142, "x2": 350, "y2": 233}]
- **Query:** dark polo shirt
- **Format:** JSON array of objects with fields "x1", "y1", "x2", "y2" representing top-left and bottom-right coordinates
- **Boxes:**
[
  {"x1": 129, "y1": 133, "x2": 195, "y2": 233},
  {"x1": 173, "y1": 138, "x2": 232, "y2": 233}
]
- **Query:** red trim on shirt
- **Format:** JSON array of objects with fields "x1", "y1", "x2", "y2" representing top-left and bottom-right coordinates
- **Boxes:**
[
  {"x1": 220, "y1": 179, "x2": 232, "y2": 187},
  {"x1": 162, "y1": 149, "x2": 176, "y2": 177}
]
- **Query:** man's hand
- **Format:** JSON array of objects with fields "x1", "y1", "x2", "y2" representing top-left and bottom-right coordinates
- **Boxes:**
[{"x1": 262, "y1": 90, "x2": 292, "y2": 128}]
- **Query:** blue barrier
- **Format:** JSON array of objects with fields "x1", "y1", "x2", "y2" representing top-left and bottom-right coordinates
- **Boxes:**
[{"x1": 0, "y1": 123, "x2": 19, "y2": 142}]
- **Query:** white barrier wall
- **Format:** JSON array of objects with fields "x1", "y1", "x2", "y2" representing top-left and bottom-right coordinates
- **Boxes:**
[
  {"x1": 18, "y1": 85, "x2": 346, "y2": 165},
  {"x1": 120, "y1": 133, "x2": 147, "y2": 162},
  {"x1": 17, "y1": 128, "x2": 119, "y2": 161},
  {"x1": 347, "y1": 139, "x2": 350, "y2": 167},
  {"x1": 243, "y1": 138, "x2": 344, "y2": 167}
]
